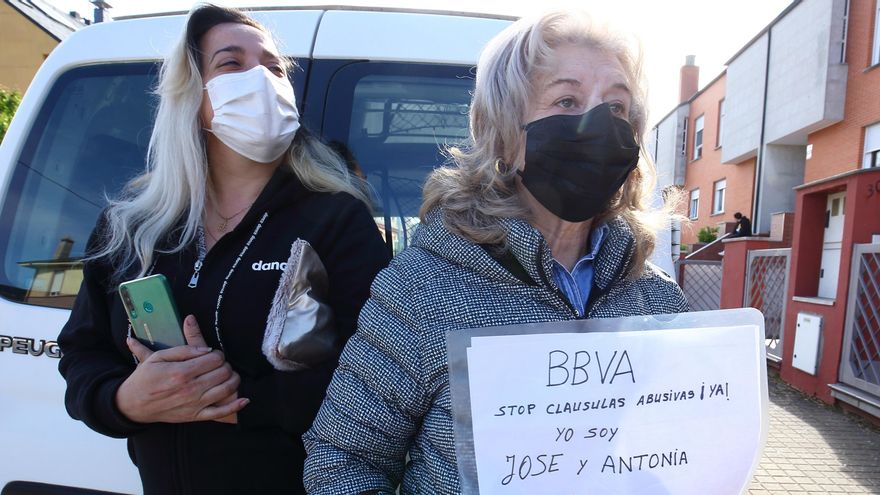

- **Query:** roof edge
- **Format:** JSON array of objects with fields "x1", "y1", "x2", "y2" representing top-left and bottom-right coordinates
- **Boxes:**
[
  {"x1": 115, "y1": 5, "x2": 519, "y2": 22},
  {"x1": 724, "y1": 0, "x2": 801, "y2": 66},
  {"x1": 4, "y1": 0, "x2": 86, "y2": 41}
]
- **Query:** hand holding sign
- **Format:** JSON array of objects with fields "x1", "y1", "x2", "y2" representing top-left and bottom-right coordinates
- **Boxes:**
[{"x1": 448, "y1": 309, "x2": 769, "y2": 495}]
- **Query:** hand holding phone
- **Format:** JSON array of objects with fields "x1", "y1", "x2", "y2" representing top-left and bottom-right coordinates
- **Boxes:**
[
  {"x1": 119, "y1": 274, "x2": 186, "y2": 350},
  {"x1": 116, "y1": 314, "x2": 248, "y2": 424}
]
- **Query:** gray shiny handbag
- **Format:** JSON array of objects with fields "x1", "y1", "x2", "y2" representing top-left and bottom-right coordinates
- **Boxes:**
[{"x1": 262, "y1": 239, "x2": 337, "y2": 371}]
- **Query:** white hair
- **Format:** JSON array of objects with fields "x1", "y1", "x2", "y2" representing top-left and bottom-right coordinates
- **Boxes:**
[{"x1": 421, "y1": 10, "x2": 669, "y2": 278}]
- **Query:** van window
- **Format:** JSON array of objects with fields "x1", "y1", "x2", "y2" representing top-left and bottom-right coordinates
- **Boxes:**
[
  {"x1": 0, "y1": 63, "x2": 159, "y2": 309},
  {"x1": 320, "y1": 62, "x2": 474, "y2": 254},
  {"x1": 0, "y1": 61, "x2": 310, "y2": 309}
]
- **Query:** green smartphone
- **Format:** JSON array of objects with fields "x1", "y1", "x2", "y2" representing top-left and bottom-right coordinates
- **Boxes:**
[{"x1": 118, "y1": 274, "x2": 186, "y2": 351}]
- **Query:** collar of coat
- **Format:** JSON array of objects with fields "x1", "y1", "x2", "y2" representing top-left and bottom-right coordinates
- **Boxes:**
[{"x1": 414, "y1": 209, "x2": 636, "y2": 293}]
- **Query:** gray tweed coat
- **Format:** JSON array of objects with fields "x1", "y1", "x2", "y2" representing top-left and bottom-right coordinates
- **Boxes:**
[{"x1": 303, "y1": 210, "x2": 688, "y2": 494}]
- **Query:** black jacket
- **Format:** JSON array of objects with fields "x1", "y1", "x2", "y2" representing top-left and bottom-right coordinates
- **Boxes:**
[
  {"x1": 733, "y1": 216, "x2": 752, "y2": 237},
  {"x1": 58, "y1": 166, "x2": 390, "y2": 495}
]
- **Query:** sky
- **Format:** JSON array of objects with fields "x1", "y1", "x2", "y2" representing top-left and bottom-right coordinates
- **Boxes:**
[{"x1": 53, "y1": 0, "x2": 793, "y2": 128}]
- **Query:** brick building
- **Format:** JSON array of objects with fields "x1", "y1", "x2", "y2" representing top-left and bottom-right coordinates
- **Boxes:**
[
  {"x1": 781, "y1": 0, "x2": 880, "y2": 415},
  {"x1": 651, "y1": 0, "x2": 880, "y2": 420},
  {"x1": 648, "y1": 64, "x2": 757, "y2": 250}
]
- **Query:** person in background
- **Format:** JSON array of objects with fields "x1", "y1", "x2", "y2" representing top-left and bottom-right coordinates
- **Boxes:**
[
  {"x1": 57, "y1": 5, "x2": 388, "y2": 494},
  {"x1": 732, "y1": 212, "x2": 752, "y2": 238},
  {"x1": 302, "y1": 9, "x2": 687, "y2": 494}
]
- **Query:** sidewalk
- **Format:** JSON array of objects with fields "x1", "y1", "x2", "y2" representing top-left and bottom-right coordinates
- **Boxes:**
[{"x1": 748, "y1": 372, "x2": 880, "y2": 494}]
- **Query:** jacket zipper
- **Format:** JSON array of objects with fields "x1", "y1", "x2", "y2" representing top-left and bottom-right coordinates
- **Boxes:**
[{"x1": 187, "y1": 227, "x2": 208, "y2": 288}]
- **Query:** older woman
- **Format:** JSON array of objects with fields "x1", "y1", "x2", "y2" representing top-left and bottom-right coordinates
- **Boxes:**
[
  {"x1": 302, "y1": 10, "x2": 687, "y2": 495},
  {"x1": 58, "y1": 5, "x2": 388, "y2": 494}
]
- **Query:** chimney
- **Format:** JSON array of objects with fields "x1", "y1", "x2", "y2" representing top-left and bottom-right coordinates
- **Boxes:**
[
  {"x1": 679, "y1": 55, "x2": 699, "y2": 103},
  {"x1": 53, "y1": 237, "x2": 74, "y2": 260},
  {"x1": 91, "y1": 0, "x2": 112, "y2": 23}
]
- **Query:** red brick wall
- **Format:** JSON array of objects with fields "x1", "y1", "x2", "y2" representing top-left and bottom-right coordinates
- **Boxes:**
[
  {"x1": 805, "y1": 0, "x2": 880, "y2": 183},
  {"x1": 678, "y1": 74, "x2": 757, "y2": 246}
]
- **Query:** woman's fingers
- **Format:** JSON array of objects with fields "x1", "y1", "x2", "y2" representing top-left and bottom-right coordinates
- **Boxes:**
[
  {"x1": 126, "y1": 337, "x2": 154, "y2": 363},
  {"x1": 182, "y1": 314, "x2": 209, "y2": 348},
  {"x1": 196, "y1": 398, "x2": 251, "y2": 423},
  {"x1": 180, "y1": 349, "x2": 227, "y2": 377},
  {"x1": 146, "y1": 344, "x2": 213, "y2": 365},
  {"x1": 198, "y1": 370, "x2": 241, "y2": 406},
  {"x1": 192, "y1": 361, "x2": 234, "y2": 391},
  {"x1": 119, "y1": 326, "x2": 243, "y2": 424},
  {"x1": 197, "y1": 397, "x2": 249, "y2": 422}
]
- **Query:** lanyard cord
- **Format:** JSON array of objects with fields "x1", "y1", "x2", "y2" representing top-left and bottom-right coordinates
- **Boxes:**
[
  {"x1": 208, "y1": 211, "x2": 270, "y2": 351},
  {"x1": 127, "y1": 211, "x2": 267, "y2": 362}
]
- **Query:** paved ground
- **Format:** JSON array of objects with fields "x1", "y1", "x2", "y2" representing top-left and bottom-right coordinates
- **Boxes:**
[{"x1": 748, "y1": 372, "x2": 880, "y2": 494}]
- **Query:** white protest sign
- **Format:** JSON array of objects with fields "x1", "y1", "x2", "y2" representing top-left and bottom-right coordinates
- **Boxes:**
[{"x1": 447, "y1": 309, "x2": 768, "y2": 495}]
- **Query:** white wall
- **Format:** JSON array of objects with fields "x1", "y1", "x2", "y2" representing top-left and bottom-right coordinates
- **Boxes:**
[
  {"x1": 754, "y1": 144, "x2": 806, "y2": 233},
  {"x1": 722, "y1": 33, "x2": 768, "y2": 165},
  {"x1": 764, "y1": 0, "x2": 847, "y2": 145},
  {"x1": 650, "y1": 105, "x2": 689, "y2": 188},
  {"x1": 723, "y1": 0, "x2": 848, "y2": 233}
]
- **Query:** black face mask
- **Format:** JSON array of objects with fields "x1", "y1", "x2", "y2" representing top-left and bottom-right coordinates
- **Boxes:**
[{"x1": 518, "y1": 103, "x2": 640, "y2": 223}]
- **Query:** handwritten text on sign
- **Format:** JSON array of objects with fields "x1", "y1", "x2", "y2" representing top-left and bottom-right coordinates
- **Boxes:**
[{"x1": 463, "y1": 325, "x2": 766, "y2": 495}]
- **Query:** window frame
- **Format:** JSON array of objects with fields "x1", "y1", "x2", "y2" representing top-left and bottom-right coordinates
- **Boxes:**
[
  {"x1": 693, "y1": 114, "x2": 705, "y2": 161},
  {"x1": 309, "y1": 60, "x2": 477, "y2": 256},
  {"x1": 873, "y1": 2, "x2": 880, "y2": 66},
  {"x1": 864, "y1": 122, "x2": 880, "y2": 169},
  {"x1": 689, "y1": 189, "x2": 700, "y2": 220},
  {"x1": 712, "y1": 179, "x2": 727, "y2": 215},
  {"x1": 0, "y1": 63, "x2": 159, "y2": 307},
  {"x1": 680, "y1": 117, "x2": 688, "y2": 157}
]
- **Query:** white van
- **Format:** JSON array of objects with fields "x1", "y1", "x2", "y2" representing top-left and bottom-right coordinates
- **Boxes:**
[
  {"x1": 0, "y1": 7, "x2": 677, "y2": 494},
  {"x1": 0, "y1": 8, "x2": 514, "y2": 494}
]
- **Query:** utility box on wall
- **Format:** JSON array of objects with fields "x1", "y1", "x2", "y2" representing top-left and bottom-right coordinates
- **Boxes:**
[{"x1": 792, "y1": 312, "x2": 823, "y2": 375}]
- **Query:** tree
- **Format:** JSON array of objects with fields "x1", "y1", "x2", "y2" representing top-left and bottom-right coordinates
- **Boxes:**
[{"x1": 0, "y1": 87, "x2": 22, "y2": 144}]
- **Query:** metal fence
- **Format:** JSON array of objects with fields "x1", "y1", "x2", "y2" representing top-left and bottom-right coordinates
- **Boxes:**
[
  {"x1": 676, "y1": 260, "x2": 722, "y2": 312},
  {"x1": 840, "y1": 244, "x2": 880, "y2": 397},
  {"x1": 745, "y1": 249, "x2": 791, "y2": 362}
]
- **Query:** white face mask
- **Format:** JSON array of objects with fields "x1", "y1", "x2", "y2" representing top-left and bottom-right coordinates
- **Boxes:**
[{"x1": 205, "y1": 65, "x2": 301, "y2": 163}]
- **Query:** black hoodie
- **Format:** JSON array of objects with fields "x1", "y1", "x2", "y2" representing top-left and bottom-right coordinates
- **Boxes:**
[{"x1": 58, "y1": 166, "x2": 390, "y2": 494}]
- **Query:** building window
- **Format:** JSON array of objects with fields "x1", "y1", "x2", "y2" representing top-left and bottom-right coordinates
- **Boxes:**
[
  {"x1": 865, "y1": 123, "x2": 880, "y2": 168},
  {"x1": 49, "y1": 271, "x2": 64, "y2": 296},
  {"x1": 717, "y1": 100, "x2": 725, "y2": 148},
  {"x1": 680, "y1": 117, "x2": 688, "y2": 157},
  {"x1": 689, "y1": 189, "x2": 700, "y2": 219},
  {"x1": 874, "y1": 2, "x2": 880, "y2": 66},
  {"x1": 712, "y1": 179, "x2": 726, "y2": 215},
  {"x1": 693, "y1": 115, "x2": 704, "y2": 160}
]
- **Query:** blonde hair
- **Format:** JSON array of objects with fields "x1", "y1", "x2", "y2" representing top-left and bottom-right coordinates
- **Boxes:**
[
  {"x1": 421, "y1": 10, "x2": 669, "y2": 279},
  {"x1": 92, "y1": 4, "x2": 369, "y2": 282}
]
